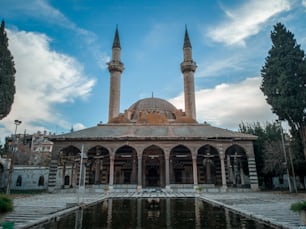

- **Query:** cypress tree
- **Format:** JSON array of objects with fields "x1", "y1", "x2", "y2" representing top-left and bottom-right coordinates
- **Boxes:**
[
  {"x1": 261, "y1": 23, "x2": 306, "y2": 158},
  {"x1": 0, "y1": 20, "x2": 16, "y2": 120}
]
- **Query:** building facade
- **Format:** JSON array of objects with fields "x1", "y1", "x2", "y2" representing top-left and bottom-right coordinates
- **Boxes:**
[{"x1": 48, "y1": 28, "x2": 259, "y2": 192}]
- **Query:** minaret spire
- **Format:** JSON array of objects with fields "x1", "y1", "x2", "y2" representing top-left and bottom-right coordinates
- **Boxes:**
[
  {"x1": 181, "y1": 26, "x2": 197, "y2": 121},
  {"x1": 108, "y1": 26, "x2": 124, "y2": 122},
  {"x1": 112, "y1": 25, "x2": 121, "y2": 48},
  {"x1": 183, "y1": 25, "x2": 192, "y2": 48}
]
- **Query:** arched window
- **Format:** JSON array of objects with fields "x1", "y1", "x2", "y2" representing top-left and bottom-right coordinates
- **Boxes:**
[
  {"x1": 38, "y1": 175, "x2": 44, "y2": 186},
  {"x1": 64, "y1": 175, "x2": 70, "y2": 186},
  {"x1": 16, "y1": 175, "x2": 22, "y2": 186}
]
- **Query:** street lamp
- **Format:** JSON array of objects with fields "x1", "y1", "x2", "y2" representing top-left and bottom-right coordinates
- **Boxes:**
[
  {"x1": 6, "y1": 119, "x2": 22, "y2": 194},
  {"x1": 276, "y1": 120, "x2": 297, "y2": 193}
]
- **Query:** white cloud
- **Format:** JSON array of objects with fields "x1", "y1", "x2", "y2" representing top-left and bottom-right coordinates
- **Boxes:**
[
  {"x1": 73, "y1": 123, "x2": 86, "y2": 131},
  {"x1": 0, "y1": 29, "x2": 95, "y2": 137},
  {"x1": 303, "y1": 0, "x2": 306, "y2": 8},
  {"x1": 207, "y1": 0, "x2": 291, "y2": 46},
  {"x1": 197, "y1": 56, "x2": 243, "y2": 78},
  {"x1": 170, "y1": 77, "x2": 276, "y2": 130}
]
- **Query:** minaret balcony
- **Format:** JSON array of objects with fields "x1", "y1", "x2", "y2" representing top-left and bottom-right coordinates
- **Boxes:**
[
  {"x1": 107, "y1": 61, "x2": 124, "y2": 73},
  {"x1": 180, "y1": 61, "x2": 197, "y2": 73}
]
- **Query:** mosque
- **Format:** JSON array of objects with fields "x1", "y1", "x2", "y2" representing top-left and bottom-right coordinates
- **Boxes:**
[{"x1": 47, "y1": 28, "x2": 258, "y2": 192}]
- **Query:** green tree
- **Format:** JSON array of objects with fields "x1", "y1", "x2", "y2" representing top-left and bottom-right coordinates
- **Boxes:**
[
  {"x1": 239, "y1": 122, "x2": 283, "y2": 188},
  {"x1": 261, "y1": 23, "x2": 306, "y2": 158},
  {"x1": 0, "y1": 20, "x2": 16, "y2": 120}
]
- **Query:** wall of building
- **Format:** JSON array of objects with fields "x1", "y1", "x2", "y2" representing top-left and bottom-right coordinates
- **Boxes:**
[{"x1": 11, "y1": 166, "x2": 49, "y2": 190}]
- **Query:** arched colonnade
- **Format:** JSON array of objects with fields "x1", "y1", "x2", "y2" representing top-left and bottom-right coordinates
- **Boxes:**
[{"x1": 49, "y1": 141, "x2": 258, "y2": 191}]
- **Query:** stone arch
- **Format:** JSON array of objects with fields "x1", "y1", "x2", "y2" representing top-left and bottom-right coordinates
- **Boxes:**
[
  {"x1": 114, "y1": 145, "x2": 137, "y2": 185},
  {"x1": 86, "y1": 145, "x2": 110, "y2": 185},
  {"x1": 142, "y1": 145, "x2": 165, "y2": 188},
  {"x1": 225, "y1": 144, "x2": 250, "y2": 187},
  {"x1": 170, "y1": 145, "x2": 193, "y2": 184},
  {"x1": 197, "y1": 144, "x2": 222, "y2": 186},
  {"x1": 58, "y1": 145, "x2": 81, "y2": 188}
]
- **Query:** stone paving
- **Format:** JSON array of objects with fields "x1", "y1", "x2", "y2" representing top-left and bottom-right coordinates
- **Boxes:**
[{"x1": 0, "y1": 190, "x2": 305, "y2": 229}]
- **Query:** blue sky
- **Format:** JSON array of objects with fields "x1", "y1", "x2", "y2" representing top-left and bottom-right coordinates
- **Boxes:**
[{"x1": 1, "y1": 0, "x2": 306, "y2": 138}]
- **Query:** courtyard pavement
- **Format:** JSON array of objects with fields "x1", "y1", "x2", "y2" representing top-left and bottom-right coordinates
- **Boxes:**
[{"x1": 0, "y1": 190, "x2": 305, "y2": 229}]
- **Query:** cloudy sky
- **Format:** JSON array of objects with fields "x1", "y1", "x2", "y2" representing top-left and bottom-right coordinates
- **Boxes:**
[{"x1": 1, "y1": 0, "x2": 305, "y2": 139}]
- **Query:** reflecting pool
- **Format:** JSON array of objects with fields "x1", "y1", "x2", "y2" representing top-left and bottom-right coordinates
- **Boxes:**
[{"x1": 40, "y1": 198, "x2": 275, "y2": 229}]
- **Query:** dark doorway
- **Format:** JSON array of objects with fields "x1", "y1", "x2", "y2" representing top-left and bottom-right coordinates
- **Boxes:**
[
  {"x1": 146, "y1": 166, "x2": 159, "y2": 186},
  {"x1": 143, "y1": 145, "x2": 165, "y2": 188}
]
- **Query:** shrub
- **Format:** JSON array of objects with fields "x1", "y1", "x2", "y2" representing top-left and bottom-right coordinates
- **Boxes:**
[
  {"x1": 290, "y1": 201, "x2": 306, "y2": 212},
  {"x1": 0, "y1": 195, "x2": 13, "y2": 213}
]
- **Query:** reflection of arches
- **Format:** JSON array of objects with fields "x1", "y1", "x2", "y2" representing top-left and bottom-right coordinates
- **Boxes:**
[
  {"x1": 38, "y1": 175, "x2": 44, "y2": 186},
  {"x1": 114, "y1": 145, "x2": 137, "y2": 184},
  {"x1": 197, "y1": 145, "x2": 221, "y2": 185},
  {"x1": 87, "y1": 145, "x2": 110, "y2": 185},
  {"x1": 16, "y1": 175, "x2": 22, "y2": 186},
  {"x1": 225, "y1": 145, "x2": 249, "y2": 187},
  {"x1": 170, "y1": 145, "x2": 193, "y2": 184},
  {"x1": 142, "y1": 145, "x2": 165, "y2": 187}
]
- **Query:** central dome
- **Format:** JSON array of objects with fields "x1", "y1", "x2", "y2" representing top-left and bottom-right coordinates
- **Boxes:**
[
  {"x1": 108, "y1": 97, "x2": 197, "y2": 124},
  {"x1": 127, "y1": 97, "x2": 178, "y2": 123},
  {"x1": 128, "y1": 97, "x2": 178, "y2": 113}
]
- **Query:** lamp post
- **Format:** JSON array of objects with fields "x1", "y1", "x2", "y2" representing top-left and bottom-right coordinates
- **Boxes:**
[
  {"x1": 6, "y1": 119, "x2": 22, "y2": 194},
  {"x1": 277, "y1": 120, "x2": 294, "y2": 192}
]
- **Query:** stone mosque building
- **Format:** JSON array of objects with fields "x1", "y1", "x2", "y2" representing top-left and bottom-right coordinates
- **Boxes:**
[{"x1": 47, "y1": 28, "x2": 258, "y2": 192}]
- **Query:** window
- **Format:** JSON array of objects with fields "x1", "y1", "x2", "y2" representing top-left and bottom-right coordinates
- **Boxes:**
[
  {"x1": 64, "y1": 175, "x2": 70, "y2": 186},
  {"x1": 16, "y1": 176, "x2": 22, "y2": 186},
  {"x1": 38, "y1": 175, "x2": 44, "y2": 186}
]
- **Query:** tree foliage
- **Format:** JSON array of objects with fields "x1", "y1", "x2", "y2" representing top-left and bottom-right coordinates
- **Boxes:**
[
  {"x1": 239, "y1": 122, "x2": 283, "y2": 187},
  {"x1": 261, "y1": 23, "x2": 306, "y2": 158},
  {"x1": 0, "y1": 20, "x2": 16, "y2": 120}
]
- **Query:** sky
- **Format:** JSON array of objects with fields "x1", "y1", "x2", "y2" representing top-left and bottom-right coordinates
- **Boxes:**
[{"x1": 1, "y1": 0, "x2": 306, "y2": 140}]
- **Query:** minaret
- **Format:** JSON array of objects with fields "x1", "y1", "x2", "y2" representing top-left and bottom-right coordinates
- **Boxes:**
[
  {"x1": 108, "y1": 26, "x2": 124, "y2": 122},
  {"x1": 180, "y1": 27, "x2": 197, "y2": 120}
]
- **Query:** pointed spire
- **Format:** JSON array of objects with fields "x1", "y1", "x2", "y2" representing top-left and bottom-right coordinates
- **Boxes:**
[
  {"x1": 183, "y1": 25, "x2": 192, "y2": 48},
  {"x1": 112, "y1": 25, "x2": 121, "y2": 49}
]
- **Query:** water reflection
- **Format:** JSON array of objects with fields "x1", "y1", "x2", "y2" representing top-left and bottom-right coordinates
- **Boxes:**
[{"x1": 41, "y1": 198, "x2": 275, "y2": 229}]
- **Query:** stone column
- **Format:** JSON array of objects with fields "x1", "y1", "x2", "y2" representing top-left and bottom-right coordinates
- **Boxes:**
[
  {"x1": 165, "y1": 154, "x2": 170, "y2": 190},
  {"x1": 192, "y1": 156, "x2": 198, "y2": 188},
  {"x1": 131, "y1": 158, "x2": 137, "y2": 184},
  {"x1": 220, "y1": 153, "x2": 227, "y2": 188},
  {"x1": 206, "y1": 160, "x2": 211, "y2": 184},
  {"x1": 62, "y1": 162, "x2": 66, "y2": 188},
  {"x1": 95, "y1": 160, "x2": 100, "y2": 184},
  {"x1": 137, "y1": 155, "x2": 142, "y2": 191},
  {"x1": 109, "y1": 156, "x2": 114, "y2": 189}
]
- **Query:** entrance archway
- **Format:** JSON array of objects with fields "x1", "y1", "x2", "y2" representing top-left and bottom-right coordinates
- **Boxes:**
[
  {"x1": 225, "y1": 145, "x2": 250, "y2": 187},
  {"x1": 197, "y1": 145, "x2": 221, "y2": 185},
  {"x1": 142, "y1": 145, "x2": 165, "y2": 188},
  {"x1": 58, "y1": 145, "x2": 81, "y2": 188},
  {"x1": 114, "y1": 145, "x2": 137, "y2": 184},
  {"x1": 170, "y1": 145, "x2": 193, "y2": 184},
  {"x1": 87, "y1": 146, "x2": 110, "y2": 185}
]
